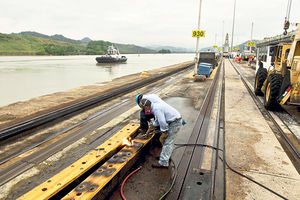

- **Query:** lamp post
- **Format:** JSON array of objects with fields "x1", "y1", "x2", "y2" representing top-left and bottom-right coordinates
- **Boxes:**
[{"x1": 194, "y1": 0, "x2": 203, "y2": 75}]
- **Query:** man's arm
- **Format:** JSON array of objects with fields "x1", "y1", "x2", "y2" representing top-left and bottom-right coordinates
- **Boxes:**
[{"x1": 154, "y1": 109, "x2": 168, "y2": 132}]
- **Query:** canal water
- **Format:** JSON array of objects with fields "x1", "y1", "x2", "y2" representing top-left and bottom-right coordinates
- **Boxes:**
[{"x1": 0, "y1": 54, "x2": 194, "y2": 107}]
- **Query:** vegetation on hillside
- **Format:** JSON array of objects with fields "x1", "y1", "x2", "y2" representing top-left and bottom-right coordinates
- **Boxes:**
[
  {"x1": 116, "y1": 43, "x2": 156, "y2": 54},
  {"x1": 0, "y1": 33, "x2": 86, "y2": 55},
  {"x1": 0, "y1": 32, "x2": 157, "y2": 55},
  {"x1": 85, "y1": 40, "x2": 112, "y2": 55},
  {"x1": 158, "y1": 49, "x2": 171, "y2": 53},
  {"x1": 18, "y1": 31, "x2": 91, "y2": 44}
]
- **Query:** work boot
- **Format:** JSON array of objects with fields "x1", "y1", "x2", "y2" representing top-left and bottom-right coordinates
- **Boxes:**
[
  {"x1": 151, "y1": 161, "x2": 168, "y2": 169},
  {"x1": 155, "y1": 157, "x2": 171, "y2": 165}
]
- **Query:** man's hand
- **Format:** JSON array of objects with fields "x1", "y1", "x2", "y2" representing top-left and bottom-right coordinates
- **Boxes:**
[
  {"x1": 142, "y1": 125, "x2": 155, "y2": 138},
  {"x1": 159, "y1": 131, "x2": 168, "y2": 145},
  {"x1": 147, "y1": 125, "x2": 156, "y2": 133}
]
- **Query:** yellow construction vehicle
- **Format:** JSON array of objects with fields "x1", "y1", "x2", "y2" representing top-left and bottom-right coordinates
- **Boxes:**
[
  {"x1": 254, "y1": 24, "x2": 300, "y2": 110},
  {"x1": 285, "y1": 24, "x2": 300, "y2": 106}
]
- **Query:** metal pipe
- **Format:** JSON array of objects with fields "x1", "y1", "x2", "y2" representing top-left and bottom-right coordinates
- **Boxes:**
[
  {"x1": 230, "y1": 0, "x2": 236, "y2": 53},
  {"x1": 250, "y1": 22, "x2": 253, "y2": 52},
  {"x1": 222, "y1": 21, "x2": 224, "y2": 46},
  {"x1": 251, "y1": 22, "x2": 253, "y2": 41}
]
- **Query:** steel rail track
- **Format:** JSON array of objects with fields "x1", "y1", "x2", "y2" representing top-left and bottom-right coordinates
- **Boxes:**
[
  {"x1": 0, "y1": 63, "x2": 193, "y2": 141},
  {"x1": 210, "y1": 60, "x2": 225, "y2": 200},
  {"x1": 228, "y1": 59, "x2": 300, "y2": 172},
  {"x1": 0, "y1": 67, "x2": 193, "y2": 187},
  {"x1": 168, "y1": 59, "x2": 222, "y2": 200},
  {"x1": 0, "y1": 99, "x2": 130, "y2": 165},
  {"x1": 0, "y1": 68, "x2": 192, "y2": 166}
]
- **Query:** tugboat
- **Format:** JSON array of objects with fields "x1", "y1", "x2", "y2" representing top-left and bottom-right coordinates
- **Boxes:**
[{"x1": 96, "y1": 45, "x2": 127, "y2": 63}]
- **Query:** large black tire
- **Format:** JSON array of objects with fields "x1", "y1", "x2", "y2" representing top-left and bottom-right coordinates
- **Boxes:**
[
  {"x1": 264, "y1": 73, "x2": 282, "y2": 110},
  {"x1": 254, "y1": 68, "x2": 268, "y2": 96}
]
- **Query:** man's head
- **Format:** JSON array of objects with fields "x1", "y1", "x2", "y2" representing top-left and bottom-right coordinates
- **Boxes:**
[
  {"x1": 139, "y1": 99, "x2": 152, "y2": 114},
  {"x1": 135, "y1": 94, "x2": 143, "y2": 106}
]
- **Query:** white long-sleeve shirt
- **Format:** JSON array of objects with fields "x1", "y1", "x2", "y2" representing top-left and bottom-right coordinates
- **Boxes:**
[
  {"x1": 151, "y1": 102, "x2": 181, "y2": 131},
  {"x1": 142, "y1": 94, "x2": 164, "y2": 104}
]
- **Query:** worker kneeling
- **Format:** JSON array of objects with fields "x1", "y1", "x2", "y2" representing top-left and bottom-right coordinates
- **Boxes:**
[
  {"x1": 139, "y1": 98, "x2": 183, "y2": 168},
  {"x1": 135, "y1": 93, "x2": 165, "y2": 135}
]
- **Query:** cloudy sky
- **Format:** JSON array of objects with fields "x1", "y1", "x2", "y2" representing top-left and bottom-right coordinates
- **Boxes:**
[{"x1": 0, "y1": 0, "x2": 299, "y2": 49}]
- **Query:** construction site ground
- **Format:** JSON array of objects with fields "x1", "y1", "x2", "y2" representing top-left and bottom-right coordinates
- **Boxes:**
[
  {"x1": 224, "y1": 59, "x2": 299, "y2": 199},
  {"x1": 1, "y1": 59, "x2": 299, "y2": 200},
  {"x1": 108, "y1": 60, "x2": 300, "y2": 200}
]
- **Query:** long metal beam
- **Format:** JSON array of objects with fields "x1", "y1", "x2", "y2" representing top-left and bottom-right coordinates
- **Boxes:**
[
  {"x1": 17, "y1": 123, "x2": 139, "y2": 200},
  {"x1": 167, "y1": 60, "x2": 222, "y2": 199},
  {"x1": 62, "y1": 134, "x2": 155, "y2": 199},
  {"x1": 179, "y1": 60, "x2": 221, "y2": 200}
]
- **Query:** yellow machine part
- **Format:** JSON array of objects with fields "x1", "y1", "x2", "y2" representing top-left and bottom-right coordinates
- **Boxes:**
[
  {"x1": 18, "y1": 123, "x2": 139, "y2": 200},
  {"x1": 62, "y1": 134, "x2": 155, "y2": 200},
  {"x1": 290, "y1": 56, "x2": 300, "y2": 104},
  {"x1": 140, "y1": 71, "x2": 149, "y2": 78},
  {"x1": 280, "y1": 90, "x2": 291, "y2": 105},
  {"x1": 261, "y1": 71, "x2": 281, "y2": 92},
  {"x1": 290, "y1": 83, "x2": 300, "y2": 103},
  {"x1": 272, "y1": 43, "x2": 292, "y2": 73},
  {"x1": 261, "y1": 79, "x2": 267, "y2": 92}
]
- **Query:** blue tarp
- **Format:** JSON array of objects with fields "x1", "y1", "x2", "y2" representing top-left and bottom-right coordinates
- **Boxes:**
[{"x1": 198, "y1": 62, "x2": 213, "y2": 76}]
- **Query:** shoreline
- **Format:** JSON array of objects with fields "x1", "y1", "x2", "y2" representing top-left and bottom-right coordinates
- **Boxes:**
[
  {"x1": 0, "y1": 52, "x2": 194, "y2": 56},
  {"x1": 0, "y1": 61, "x2": 193, "y2": 128}
]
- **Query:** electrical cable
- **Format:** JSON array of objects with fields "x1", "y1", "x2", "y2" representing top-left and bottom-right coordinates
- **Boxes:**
[
  {"x1": 220, "y1": 156, "x2": 288, "y2": 200},
  {"x1": 173, "y1": 143, "x2": 288, "y2": 200},
  {"x1": 174, "y1": 143, "x2": 223, "y2": 151},
  {"x1": 158, "y1": 158, "x2": 177, "y2": 200},
  {"x1": 121, "y1": 143, "x2": 288, "y2": 200},
  {"x1": 156, "y1": 143, "x2": 221, "y2": 200},
  {"x1": 120, "y1": 166, "x2": 142, "y2": 200}
]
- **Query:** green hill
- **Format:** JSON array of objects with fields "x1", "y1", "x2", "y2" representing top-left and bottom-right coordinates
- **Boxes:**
[
  {"x1": 18, "y1": 31, "x2": 89, "y2": 45},
  {"x1": 85, "y1": 40, "x2": 112, "y2": 55},
  {"x1": 0, "y1": 33, "x2": 86, "y2": 55},
  {"x1": 0, "y1": 32, "x2": 156, "y2": 55},
  {"x1": 115, "y1": 43, "x2": 156, "y2": 54}
]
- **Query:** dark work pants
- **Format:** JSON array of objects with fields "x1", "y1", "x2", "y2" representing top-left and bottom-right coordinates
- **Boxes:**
[{"x1": 140, "y1": 110, "x2": 155, "y2": 131}]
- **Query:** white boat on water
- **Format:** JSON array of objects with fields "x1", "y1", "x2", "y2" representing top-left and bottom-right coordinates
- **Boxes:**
[{"x1": 96, "y1": 45, "x2": 127, "y2": 63}]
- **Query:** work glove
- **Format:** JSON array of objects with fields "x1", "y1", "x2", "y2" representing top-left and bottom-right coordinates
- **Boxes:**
[
  {"x1": 159, "y1": 131, "x2": 168, "y2": 146},
  {"x1": 142, "y1": 125, "x2": 155, "y2": 138}
]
